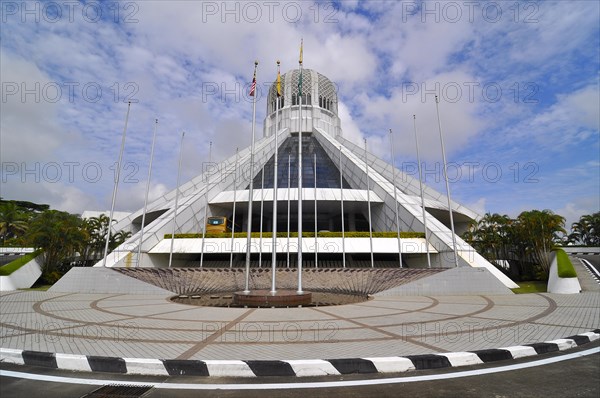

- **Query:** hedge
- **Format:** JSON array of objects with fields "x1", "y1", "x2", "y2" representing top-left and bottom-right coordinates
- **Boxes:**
[
  {"x1": 554, "y1": 249, "x2": 577, "y2": 278},
  {"x1": 165, "y1": 231, "x2": 426, "y2": 239},
  {"x1": 0, "y1": 250, "x2": 42, "y2": 276}
]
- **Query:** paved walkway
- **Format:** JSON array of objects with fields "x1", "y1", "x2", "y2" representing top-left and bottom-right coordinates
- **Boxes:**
[{"x1": 1, "y1": 290, "x2": 598, "y2": 361}]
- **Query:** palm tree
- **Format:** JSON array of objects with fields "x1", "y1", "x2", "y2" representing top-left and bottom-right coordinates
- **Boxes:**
[
  {"x1": 515, "y1": 209, "x2": 565, "y2": 278},
  {"x1": 569, "y1": 212, "x2": 600, "y2": 246},
  {"x1": 24, "y1": 210, "x2": 87, "y2": 276},
  {"x1": 0, "y1": 202, "x2": 29, "y2": 245}
]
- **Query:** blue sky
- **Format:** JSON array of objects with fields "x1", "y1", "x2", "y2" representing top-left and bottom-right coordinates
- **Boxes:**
[{"x1": 1, "y1": 0, "x2": 598, "y2": 229}]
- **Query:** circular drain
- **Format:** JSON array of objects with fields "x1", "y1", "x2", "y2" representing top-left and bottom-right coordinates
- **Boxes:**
[{"x1": 171, "y1": 291, "x2": 370, "y2": 307}]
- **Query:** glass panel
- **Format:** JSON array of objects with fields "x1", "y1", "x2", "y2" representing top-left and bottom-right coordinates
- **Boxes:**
[{"x1": 250, "y1": 135, "x2": 351, "y2": 189}]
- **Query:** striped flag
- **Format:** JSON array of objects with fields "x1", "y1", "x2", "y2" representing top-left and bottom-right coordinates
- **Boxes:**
[
  {"x1": 249, "y1": 63, "x2": 257, "y2": 97},
  {"x1": 298, "y1": 69, "x2": 303, "y2": 97}
]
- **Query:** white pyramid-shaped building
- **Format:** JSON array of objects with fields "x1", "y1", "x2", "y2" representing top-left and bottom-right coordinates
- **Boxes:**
[{"x1": 96, "y1": 68, "x2": 517, "y2": 289}]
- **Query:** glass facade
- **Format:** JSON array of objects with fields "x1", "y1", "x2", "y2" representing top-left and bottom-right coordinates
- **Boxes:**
[{"x1": 251, "y1": 134, "x2": 351, "y2": 189}]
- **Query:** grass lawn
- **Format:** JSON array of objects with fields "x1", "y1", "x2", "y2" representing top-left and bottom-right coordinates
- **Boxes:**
[
  {"x1": 512, "y1": 281, "x2": 547, "y2": 294},
  {"x1": 0, "y1": 250, "x2": 41, "y2": 275}
]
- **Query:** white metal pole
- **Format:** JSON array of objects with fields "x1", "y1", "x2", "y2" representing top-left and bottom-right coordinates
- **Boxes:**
[
  {"x1": 230, "y1": 148, "x2": 239, "y2": 268},
  {"x1": 271, "y1": 90, "x2": 280, "y2": 294},
  {"x1": 364, "y1": 138, "x2": 374, "y2": 268},
  {"x1": 413, "y1": 115, "x2": 431, "y2": 268},
  {"x1": 287, "y1": 153, "x2": 291, "y2": 268},
  {"x1": 389, "y1": 129, "x2": 403, "y2": 268},
  {"x1": 259, "y1": 166, "x2": 265, "y2": 268},
  {"x1": 297, "y1": 64, "x2": 303, "y2": 293},
  {"x1": 435, "y1": 95, "x2": 459, "y2": 268},
  {"x1": 244, "y1": 61, "x2": 258, "y2": 294},
  {"x1": 200, "y1": 141, "x2": 212, "y2": 268},
  {"x1": 103, "y1": 101, "x2": 131, "y2": 267},
  {"x1": 168, "y1": 131, "x2": 185, "y2": 268},
  {"x1": 339, "y1": 145, "x2": 346, "y2": 268},
  {"x1": 314, "y1": 153, "x2": 318, "y2": 269},
  {"x1": 137, "y1": 118, "x2": 158, "y2": 268}
]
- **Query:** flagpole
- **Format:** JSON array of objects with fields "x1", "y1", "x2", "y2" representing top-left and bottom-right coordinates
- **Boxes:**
[
  {"x1": 435, "y1": 95, "x2": 459, "y2": 267},
  {"x1": 136, "y1": 118, "x2": 158, "y2": 268},
  {"x1": 413, "y1": 115, "x2": 431, "y2": 268},
  {"x1": 364, "y1": 138, "x2": 374, "y2": 268},
  {"x1": 168, "y1": 131, "x2": 185, "y2": 268},
  {"x1": 102, "y1": 101, "x2": 131, "y2": 267},
  {"x1": 297, "y1": 40, "x2": 304, "y2": 294},
  {"x1": 244, "y1": 61, "x2": 258, "y2": 294},
  {"x1": 230, "y1": 147, "x2": 238, "y2": 268},
  {"x1": 339, "y1": 145, "x2": 346, "y2": 268},
  {"x1": 389, "y1": 129, "x2": 403, "y2": 268},
  {"x1": 259, "y1": 166, "x2": 265, "y2": 268},
  {"x1": 271, "y1": 61, "x2": 281, "y2": 294},
  {"x1": 314, "y1": 153, "x2": 318, "y2": 269},
  {"x1": 200, "y1": 141, "x2": 212, "y2": 268},
  {"x1": 287, "y1": 153, "x2": 291, "y2": 268}
]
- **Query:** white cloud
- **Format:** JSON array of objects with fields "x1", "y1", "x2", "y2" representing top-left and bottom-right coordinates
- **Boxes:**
[{"x1": 0, "y1": 0, "x2": 597, "y2": 226}]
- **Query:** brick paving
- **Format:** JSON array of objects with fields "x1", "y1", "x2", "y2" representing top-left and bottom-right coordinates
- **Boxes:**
[{"x1": 1, "y1": 289, "x2": 598, "y2": 361}]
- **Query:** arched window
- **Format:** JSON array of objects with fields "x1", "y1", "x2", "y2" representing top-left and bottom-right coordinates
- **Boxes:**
[{"x1": 292, "y1": 94, "x2": 297, "y2": 106}]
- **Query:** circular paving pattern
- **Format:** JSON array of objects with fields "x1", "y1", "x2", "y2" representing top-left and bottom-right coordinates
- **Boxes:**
[{"x1": 0, "y1": 290, "x2": 599, "y2": 361}]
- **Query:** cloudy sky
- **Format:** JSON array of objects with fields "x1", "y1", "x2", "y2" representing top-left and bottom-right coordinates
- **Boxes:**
[{"x1": 1, "y1": 1, "x2": 598, "y2": 229}]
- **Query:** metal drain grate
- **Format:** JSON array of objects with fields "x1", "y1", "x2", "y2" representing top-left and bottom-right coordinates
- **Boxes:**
[{"x1": 80, "y1": 384, "x2": 154, "y2": 398}]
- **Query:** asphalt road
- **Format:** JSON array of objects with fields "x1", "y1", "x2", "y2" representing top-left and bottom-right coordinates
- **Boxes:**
[
  {"x1": 1, "y1": 343, "x2": 598, "y2": 398},
  {"x1": 578, "y1": 255, "x2": 600, "y2": 269}
]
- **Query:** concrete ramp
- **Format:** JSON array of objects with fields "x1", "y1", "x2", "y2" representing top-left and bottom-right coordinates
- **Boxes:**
[
  {"x1": 374, "y1": 267, "x2": 514, "y2": 296},
  {"x1": 49, "y1": 267, "x2": 173, "y2": 295}
]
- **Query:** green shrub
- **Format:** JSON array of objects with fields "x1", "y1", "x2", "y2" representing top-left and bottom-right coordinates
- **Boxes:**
[
  {"x1": 0, "y1": 250, "x2": 42, "y2": 276},
  {"x1": 165, "y1": 231, "x2": 426, "y2": 239},
  {"x1": 554, "y1": 249, "x2": 577, "y2": 278}
]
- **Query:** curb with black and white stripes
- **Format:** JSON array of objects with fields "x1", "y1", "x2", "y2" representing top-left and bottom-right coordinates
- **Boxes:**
[
  {"x1": 578, "y1": 258, "x2": 600, "y2": 285},
  {"x1": 1, "y1": 330, "x2": 598, "y2": 378}
]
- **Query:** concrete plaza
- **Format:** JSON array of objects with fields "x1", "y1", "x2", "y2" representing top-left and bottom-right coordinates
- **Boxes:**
[{"x1": 1, "y1": 288, "x2": 598, "y2": 362}]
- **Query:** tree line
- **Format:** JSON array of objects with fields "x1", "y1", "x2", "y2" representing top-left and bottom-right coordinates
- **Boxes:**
[
  {"x1": 0, "y1": 199, "x2": 131, "y2": 283},
  {"x1": 1, "y1": 198, "x2": 598, "y2": 284},
  {"x1": 462, "y1": 210, "x2": 599, "y2": 281}
]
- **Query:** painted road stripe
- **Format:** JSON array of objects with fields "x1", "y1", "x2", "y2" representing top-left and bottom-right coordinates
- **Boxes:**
[
  {"x1": 1, "y1": 331, "x2": 598, "y2": 378},
  {"x1": 327, "y1": 358, "x2": 378, "y2": 374},
  {"x1": 55, "y1": 353, "x2": 92, "y2": 372},
  {"x1": 1, "y1": 347, "x2": 598, "y2": 390},
  {"x1": 203, "y1": 360, "x2": 255, "y2": 377},
  {"x1": 124, "y1": 358, "x2": 169, "y2": 376},
  {"x1": 405, "y1": 354, "x2": 451, "y2": 369},
  {"x1": 0, "y1": 348, "x2": 24, "y2": 365},
  {"x1": 363, "y1": 357, "x2": 415, "y2": 373},
  {"x1": 439, "y1": 352, "x2": 483, "y2": 367},
  {"x1": 22, "y1": 351, "x2": 57, "y2": 368},
  {"x1": 283, "y1": 360, "x2": 341, "y2": 377},
  {"x1": 499, "y1": 346, "x2": 538, "y2": 359},
  {"x1": 162, "y1": 359, "x2": 209, "y2": 376}
]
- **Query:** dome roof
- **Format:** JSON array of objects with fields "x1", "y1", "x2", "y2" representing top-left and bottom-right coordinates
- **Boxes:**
[{"x1": 267, "y1": 69, "x2": 338, "y2": 115}]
